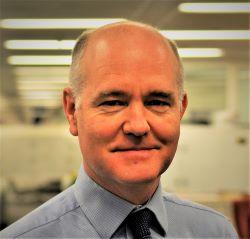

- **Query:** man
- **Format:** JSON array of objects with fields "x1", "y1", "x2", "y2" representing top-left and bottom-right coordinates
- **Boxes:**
[{"x1": 1, "y1": 21, "x2": 237, "y2": 238}]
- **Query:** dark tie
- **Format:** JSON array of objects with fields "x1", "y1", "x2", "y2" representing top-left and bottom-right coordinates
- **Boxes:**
[{"x1": 127, "y1": 208, "x2": 153, "y2": 239}]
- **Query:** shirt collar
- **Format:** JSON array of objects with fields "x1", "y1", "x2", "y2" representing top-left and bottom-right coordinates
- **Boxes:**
[
  {"x1": 145, "y1": 183, "x2": 168, "y2": 236},
  {"x1": 74, "y1": 166, "x2": 168, "y2": 238}
]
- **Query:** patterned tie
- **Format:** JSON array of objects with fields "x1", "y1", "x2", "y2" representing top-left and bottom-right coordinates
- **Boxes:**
[{"x1": 127, "y1": 208, "x2": 153, "y2": 239}]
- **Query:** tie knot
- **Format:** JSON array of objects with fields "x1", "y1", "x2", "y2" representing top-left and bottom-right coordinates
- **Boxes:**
[{"x1": 127, "y1": 208, "x2": 153, "y2": 239}]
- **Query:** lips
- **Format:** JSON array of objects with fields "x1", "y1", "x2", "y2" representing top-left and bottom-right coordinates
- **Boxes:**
[
  {"x1": 111, "y1": 145, "x2": 160, "y2": 152},
  {"x1": 110, "y1": 146, "x2": 160, "y2": 161}
]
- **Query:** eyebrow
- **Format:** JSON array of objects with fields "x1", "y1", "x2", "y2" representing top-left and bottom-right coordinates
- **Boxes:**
[{"x1": 146, "y1": 90, "x2": 174, "y2": 100}]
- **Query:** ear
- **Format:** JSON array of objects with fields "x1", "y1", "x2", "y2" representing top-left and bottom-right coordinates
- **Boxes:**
[
  {"x1": 63, "y1": 87, "x2": 78, "y2": 136},
  {"x1": 180, "y1": 92, "x2": 188, "y2": 119}
]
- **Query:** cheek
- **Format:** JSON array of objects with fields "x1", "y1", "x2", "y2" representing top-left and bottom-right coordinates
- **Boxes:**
[
  {"x1": 151, "y1": 114, "x2": 181, "y2": 145},
  {"x1": 79, "y1": 115, "x2": 120, "y2": 145}
]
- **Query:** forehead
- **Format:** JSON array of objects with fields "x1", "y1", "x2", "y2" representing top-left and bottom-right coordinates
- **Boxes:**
[{"x1": 81, "y1": 24, "x2": 178, "y2": 90}]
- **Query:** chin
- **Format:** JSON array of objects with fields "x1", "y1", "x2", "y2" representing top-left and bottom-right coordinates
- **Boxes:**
[{"x1": 115, "y1": 169, "x2": 161, "y2": 186}]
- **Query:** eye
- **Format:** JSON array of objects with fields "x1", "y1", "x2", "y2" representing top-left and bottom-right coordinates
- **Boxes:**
[
  {"x1": 100, "y1": 100, "x2": 127, "y2": 106},
  {"x1": 145, "y1": 100, "x2": 170, "y2": 113},
  {"x1": 98, "y1": 100, "x2": 128, "y2": 113},
  {"x1": 145, "y1": 100, "x2": 169, "y2": 106}
]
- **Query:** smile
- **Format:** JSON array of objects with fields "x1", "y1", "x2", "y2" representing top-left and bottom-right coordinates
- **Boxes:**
[
  {"x1": 111, "y1": 147, "x2": 160, "y2": 160},
  {"x1": 111, "y1": 146, "x2": 160, "y2": 152},
  {"x1": 116, "y1": 148, "x2": 155, "y2": 152}
]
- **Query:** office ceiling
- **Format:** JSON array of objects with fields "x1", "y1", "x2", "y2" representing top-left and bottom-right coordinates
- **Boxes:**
[{"x1": 0, "y1": 0, "x2": 249, "y2": 123}]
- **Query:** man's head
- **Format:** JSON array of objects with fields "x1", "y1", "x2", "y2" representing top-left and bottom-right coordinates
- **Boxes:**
[
  {"x1": 69, "y1": 21, "x2": 184, "y2": 109},
  {"x1": 63, "y1": 21, "x2": 187, "y2": 202}
]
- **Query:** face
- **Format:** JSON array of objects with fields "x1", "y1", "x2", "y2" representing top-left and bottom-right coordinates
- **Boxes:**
[{"x1": 64, "y1": 26, "x2": 187, "y2": 193}]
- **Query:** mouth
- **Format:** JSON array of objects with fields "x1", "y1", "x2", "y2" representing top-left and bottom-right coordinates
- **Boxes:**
[
  {"x1": 111, "y1": 146, "x2": 160, "y2": 152},
  {"x1": 110, "y1": 146, "x2": 160, "y2": 161}
]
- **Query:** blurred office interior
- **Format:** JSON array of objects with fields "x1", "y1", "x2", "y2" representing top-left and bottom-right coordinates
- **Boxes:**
[{"x1": 0, "y1": 0, "x2": 249, "y2": 237}]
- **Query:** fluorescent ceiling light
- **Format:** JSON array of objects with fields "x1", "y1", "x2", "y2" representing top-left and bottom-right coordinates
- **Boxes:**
[
  {"x1": 8, "y1": 55, "x2": 71, "y2": 65},
  {"x1": 178, "y1": 48, "x2": 224, "y2": 58},
  {"x1": 0, "y1": 18, "x2": 125, "y2": 29},
  {"x1": 19, "y1": 91, "x2": 61, "y2": 96},
  {"x1": 20, "y1": 100, "x2": 61, "y2": 108},
  {"x1": 6, "y1": 30, "x2": 249, "y2": 52},
  {"x1": 19, "y1": 91, "x2": 61, "y2": 99},
  {"x1": 178, "y1": 2, "x2": 250, "y2": 13},
  {"x1": 16, "y1": 77, "x2": 68, "y2": 83},
  {"x1": 17, "y1": 83, "x2": 66, "y2": 91},
  {"x1": 5, "y1": 40, "x2": 75, "y2": 50},
  {"x1": 4, "y1": 30, "x2": 250, "y2": 50},
  {"x1": 8, "y1": 48, "x2": 224, "y2": 66},
  {"x1": 17, "y1": 78, "x2": 68, "y2": 85},
  {"x1": 160, "y1": 30, "x2": 250, "y2": 40},
  {"x1": 14, "y1": 67, "x2": 69, "y2": 76}
]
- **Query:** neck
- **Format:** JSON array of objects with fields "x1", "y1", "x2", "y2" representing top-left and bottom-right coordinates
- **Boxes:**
[
  {"x1": 111, "y1": 180, "x2": 160, "y2": 205},
  {"x1": 83, "y1": 164, "x2": 160, "y2": 205},
  {"x1": 89, "y1": 174, "x2": 159, "y2": 205}
]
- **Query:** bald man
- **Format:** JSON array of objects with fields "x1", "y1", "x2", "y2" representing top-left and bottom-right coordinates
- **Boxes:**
[{"x1": 1, "y1": 21, "x2": 237, "y2": 238}]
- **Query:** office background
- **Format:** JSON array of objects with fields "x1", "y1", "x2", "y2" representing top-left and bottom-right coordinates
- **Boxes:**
[{"x1": 0, "y1": 0, "x2": 249, "y2": 236}]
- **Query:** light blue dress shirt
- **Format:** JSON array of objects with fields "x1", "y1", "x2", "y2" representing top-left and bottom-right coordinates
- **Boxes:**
[{"x1": 1, "y1": 166, "x2": 238, "y2": 238}]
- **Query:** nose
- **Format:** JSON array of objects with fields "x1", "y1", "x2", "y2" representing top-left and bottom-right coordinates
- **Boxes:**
[{"x1": 122, "y1": 104, "x2": 150, "y2": 137}]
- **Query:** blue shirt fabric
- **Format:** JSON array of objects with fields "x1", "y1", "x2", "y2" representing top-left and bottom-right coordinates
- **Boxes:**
[{"x1": 1, "y1": 166, "x2": 238, "y2": 238}]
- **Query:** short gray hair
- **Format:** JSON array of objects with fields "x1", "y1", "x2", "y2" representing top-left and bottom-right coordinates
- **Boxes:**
[
  {"x1": 69, "y1": 29, "x2": 94, "y2": 108},
  {"x1": 69, "y1": 22, "x2": 184, "y2": 108}
]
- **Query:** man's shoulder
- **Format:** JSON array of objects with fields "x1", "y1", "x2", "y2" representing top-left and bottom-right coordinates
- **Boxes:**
[
  {"x1": 162, "y1": 192, "x2": 225, "y2": 217},
  {"x1": 162, "y1": 192, "x2": 238, "y2": 238},
  {"x1": 0, "y1": 186, "x2": 80, "y2": 238}
]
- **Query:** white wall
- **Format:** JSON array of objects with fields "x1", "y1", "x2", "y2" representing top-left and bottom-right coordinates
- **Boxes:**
[
  {"x1": 162, "y1": 125, "x2": 249, "y2": 193},
  {"x1": 1, "y1": 125, "x2": 82, "y2": 188}
]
